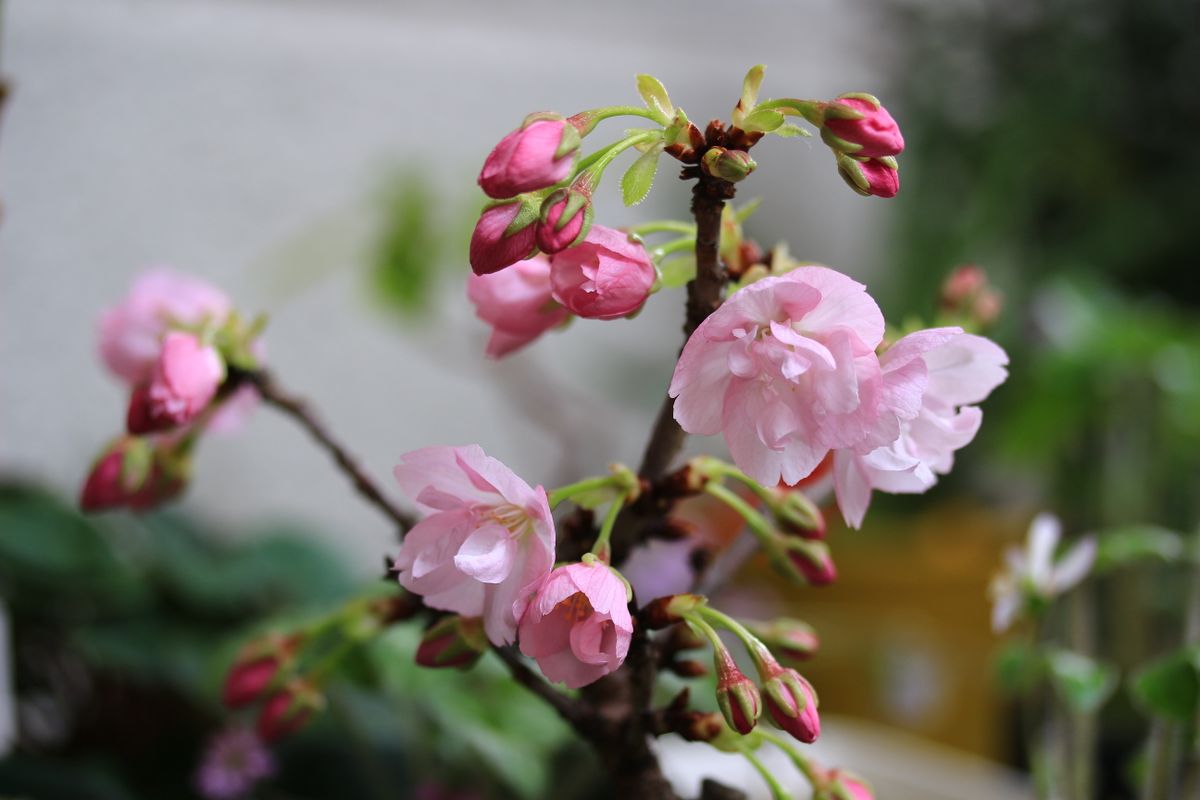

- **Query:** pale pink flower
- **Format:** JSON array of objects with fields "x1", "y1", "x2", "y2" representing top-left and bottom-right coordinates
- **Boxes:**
[
  {"x1": 467, "y1": 255, "x2": 569, "y2": 358},
  {"x1": 478, "y1": 118, "x2": 578, "y2": 199},
  {"x1": 469, "y1": 200, "x2": 539, "y2": 276},
  {"x1": 127, "y1": 332, "x2": 226, "y2": 433},
  {"x1": 516, "y1": 561, "x2": 634, "y2": 689},
  {"x1": 549, "y1": 225, "x2": 655, "y2": 319},
  {"x1": 99, "y1": 270, "x2": 231, "y2": 384},
  {"x1": 392, "y1": 445, "x2": 555, "y2": 645},
  {"x1": 670, "y1": 267, "x2": 887, "y2": 486},
  {"x1": 833, "y1": 329, "x2": 1008, "y2": 528},
  {"x1": 825, "y1": 96, "x2": 905, "y2": 158}
]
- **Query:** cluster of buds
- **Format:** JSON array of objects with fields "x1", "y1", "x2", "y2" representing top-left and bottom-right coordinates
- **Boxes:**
[
  {"x1": 644, "y1": 594, "x2": 821, "y2": 745},
  {"x1": 222, "y1": 634, "x2": 323, "y2": 743},
  {"x1": 819, "y1": 94, "x2": 905, "y2": 198},
  {"x1": 81, "y1": 271, "x2": 265, "y2": 512}
]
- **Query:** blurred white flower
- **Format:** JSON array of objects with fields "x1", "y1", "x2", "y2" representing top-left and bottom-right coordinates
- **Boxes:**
[{"x1": 990, "y1": 513, "x2": 1097, "y2": 633}]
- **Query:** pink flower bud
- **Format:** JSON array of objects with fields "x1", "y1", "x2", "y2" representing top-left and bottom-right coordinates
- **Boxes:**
[
  {"x1": 773, "y1": 490, "x2": 826, "y2": 540},
  {"x1": 80, "y1": 436, "x2": 187, "y2": 512},
  {"x1": 549, "y1": 225, "x2": 655, "y2": 320},
  {"x1": 80, "y1": 443, "x2": 138, "y2": 511},
  {"x1": 478, "y1": 116, "x2": 580, "y2": 199},
  {"x1": 714, "y1": 649, "x2": 761, "y2": 735},
  {"x1": 701, "y1": 147, "x2": 756, "y2": 183},
  {"x1": 469, "y1": 199, "x2": 539, "y2": 276},
  {"x1": 824, "y1": 96, "x2": 904, "y2": 158},
  {"x1": 223, "y1": 635, "x2": 300, "y2": 709},
  {"x1": 782, "y1": 538, "x2": 837, "y2": 586},
  {"x1": 535, "y1": 188, "x2": 592, "y2": 253},
  {"x1": 127, "y1": 332, "x2": 225, "y2": 434},
  {"x1": 819, "y1": 770, "x2": 875, "y2": 800},
  {"x1": 415, "y1": 616, "x2": 487, "y2": 670},
  {"x1": 837, "y1": 154, "x2": 899, "y2": 199},
  {"x1": 761, "y1": 665, "x2": 820, "y2": 743},
  {"x1": 257, "y1": 682, "x2": 320, "y2": 743},
  {"x1": 467, "y1": 255, "x2": 569, "y2": 358},
  {"x1": 940, "y1": 265, "x2": 1003, "y2": 327},
  {"x1": 746, "y1": 618, "x2": 820, "y2": 663}
]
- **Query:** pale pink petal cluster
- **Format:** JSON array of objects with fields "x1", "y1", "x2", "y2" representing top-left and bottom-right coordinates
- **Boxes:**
[
  {"x1": 467, "y1": 256, "x2": 569, "y2": 359},
  {"x1": 670, "y1": 267, "x2": 887, "y2": 486},
  {"x1": 392, "y1": 445, "x2": 556, "y2": 645},
  {"x1": 517, "y1": 561, "x2": 634, "y2": 688},
  {"x1": 99, "y1": 270, "x2": 231, "y2": 384},
  {"x1": 128, "y1": 332, "x2": 226, "y2": 433},
  {"x1": 833, "y1": 329, "x2": 1008, "y2": 528},
  {"x1": 990, "y1": 514, "x2": 1097, "y2": 632}
]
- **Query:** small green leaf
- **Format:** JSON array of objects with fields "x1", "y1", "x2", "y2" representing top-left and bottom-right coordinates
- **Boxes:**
[
  {"x1": 734, "y1": 197, "x2": 763, "y2": 222},
  {"x1": 659, "y1": 256, "x2": 696, "y2": 289},
  {"x1": 1132, "y1": 645, "x2": 1200, "y2": 721},
  {"x1": 741, "y1": 108, "x2": 785, "y2": 133},
  {"x1": 772, "y1": 123, "x2": 811, "y2": 139},
  {"x1": 1094, "y1": 525, "x2": 1185, "y2": 572},
  {"x1": 994, "y1": 642, "x2": 1046, "y2": 695},
  {"x1": 1046, "y1": 649, "x2": 1118, "y2": 713},
  {"x1": 636, "y1": 74, "x2": 674, "y2": 121},
  {"x1": 621, "y1": 147, "x2": 661, "y2": 207}
]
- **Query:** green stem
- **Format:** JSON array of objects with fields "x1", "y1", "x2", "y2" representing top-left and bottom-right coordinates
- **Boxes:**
[
  {"x1": 628, "y1": 220, "x2": 697, "y2": 237},
  {"x1": 571, "y1": 105, "x2": 664, "y2": 134},
  {"x1": 548, "y1": 475, "x2": 617, "y2": 508},
  {"x1": 705, "y1": 481, "x2": 777, "y2": 549},
  {"x1": 701, "y1": 458, "x2": 777, "y2": 507},
  {"x1": 738, "y1": 744, "x2": 791, "y2": 800},
  {"x1": 756, "y1": 729, "x2": 822, "y2": 787},
  {"x1": 754, "y1": 98, "x2": 824, "y2": 125},
  {"x1": 591, "y1": 493, "x2": 627, "y2": 559},
  {"x1": 650, "y1": 237, "x2": 696, "y2": 263},
  {"x1": 573, "y1": 131, "x2": 660, "y2": 191},
  {"x1": 695, "y1": 605, "x2": 775, "y2": 677}
]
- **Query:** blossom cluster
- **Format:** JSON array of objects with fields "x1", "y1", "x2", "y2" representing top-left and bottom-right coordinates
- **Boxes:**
[{"x1": 81, "y1": 272, "x2": 265, "y2": 511}]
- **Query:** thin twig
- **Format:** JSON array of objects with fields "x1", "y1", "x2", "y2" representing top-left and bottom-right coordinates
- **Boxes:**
[
  {"x1": 244, "y1": 368, "x2": 415, "y2": 531},
  {"x1": 493, "y1": 646, "x2": 584, "y2": 729}
]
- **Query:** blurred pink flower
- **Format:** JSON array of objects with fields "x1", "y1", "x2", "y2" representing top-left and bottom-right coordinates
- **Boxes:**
[
  {"x1": 99, "y1": 270, "x2": 231, "y2": 384},
  {"x1": 194, "y1": 726, "x2": 275, "y2": 800},
  {"x1": 467, "y1": 255, "x2": 569, "y2": 358},
  {"x1": 127, "y1": 332, "x2": 225, "y2": 433},
  {"x1": 670, "y1": 267, "x2": 886, "y2": 486},
  {"x1": 478, "y1": 117, "x2": 577, "y2": 199},
  {"x1": 517, "y1": 561, "x2": 634, "y2": 688},
  {"x1": 990, "y1": 513, "x2": 1096, "y2": 632},
  {"x1": 549, "y1": 225, "x2": 655, "y2": 319},
  {"x1": 392, "y1": 445, "x2": 555, "y2": 645},
  {"x1": 833, "y1": 329, "x2": 1008, "y2": 528}
]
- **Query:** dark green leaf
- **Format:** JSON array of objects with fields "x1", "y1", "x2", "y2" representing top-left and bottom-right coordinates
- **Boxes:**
[
  {"x1": 994, "y1": 641, "x2": 1045, "y2": 695},
  {"x1": 1046, "y1": 649, "x2": 1118, "y2": 713},
  {"x1": 1132, "y1": 645, "x2": 1200, "y2": 721},
  {"x1": 1094, "y1": 525, "x2": 1185, "y2": 572}
]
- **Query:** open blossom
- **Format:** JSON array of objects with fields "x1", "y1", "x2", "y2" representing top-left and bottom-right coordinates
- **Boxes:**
[
  {"x1": 991, "y1": 513, "x2": 1097, "y2": 633},
  {"x1": 99, "y1": 270, "x2": 231, "y2": 384},
  {"x1": 517, "y1": 561, "x2": 634, "y2": 689},
  {"x1": 478, "y1": 117, "x2": 579, "y2": 199},
  {"x1": 127, "y1": 332, "x2": 226, "y2": 433},
  {"x1": 549, "y1": 225, "x2": 655, "y2": 319},
  {"x1": 833, "y1": 328, "x2": 1008, "y2": 528},
  {"x1": 670, "y1": 267, "x2": 886, "y2": 486},
  {"x1": 392, "y1": 445, "x2": 555, "y2": 645},
  {"x1": 467, "y1": 255, "x2": 569, "y2": 358}
]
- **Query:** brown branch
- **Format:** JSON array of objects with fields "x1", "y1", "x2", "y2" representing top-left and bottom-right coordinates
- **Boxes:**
[
  {"x1": 638, "y1": 175, "x2": 736, "y2": 481},
  {"x1": 493, "y1": 646, "x2": 586, "y2": 730},
  {"x1": 243, "y1": 368, "x2": 415, "y2": 531}
]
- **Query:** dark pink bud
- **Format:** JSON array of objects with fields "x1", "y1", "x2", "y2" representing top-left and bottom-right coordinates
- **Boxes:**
[
  {"x1": 415, "y1": 616, "x2": 487, "y2": 670},
  {"x1": 819, "y1": 770, "x2": 875, "y2": 800},
  {"x1": 783, "y1": 539, "x2": 837, "y2": 586},
  {"x1": 80, "y1": 446, "x2": 134, "y2": 511},
  {"x1": 257, "y1": 682, "x2": 320, "y2": 743},
  {"x1": 80, "y1": 436, "x2": 184, "y2": 512},
  {"x1": 762, "y1": 665, "x2": 820, "y2": 743},
  {"x1": 746, "y1": 618, "x2": 820, "y2": 663},
  {"x1": 823, "y1": 96, "x2": 904, "y2": 158},
  {"x1": 478, "y1": 116, "x2": 580, "y2": 199},
  {"x1": 223, "y1": 634, "x2": 301, "y2": 708},
  {"x1": 469, "y1": 199, "x2": 539, "y2": 276},
  {"x1": 713, "y1": 649, "x2": 761, "y2": 735},
  {"x1": 535, "y1": 188, "x2": 591, "y2": 253},
  {"x1": 837, "y1": 154, "x2": 899, "y2": 199}
]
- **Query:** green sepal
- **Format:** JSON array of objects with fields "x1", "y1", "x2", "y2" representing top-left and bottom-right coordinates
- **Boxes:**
[
  {"x1": 555, "y1": 123, "x2": 582, "y2": 160},
  {"x1": 119, "y1": 437, "x2": 154, "y2": 493},
  {"x1": 502, "y1": 196, "x2": 541, "y2": 238},
  {"x1": 771, "y1": 123, "x2": 810, "y2": 138},
  {"x1": 521, "y1": 111, "x2": 565, "y2": 127},
  {"x1": 821, "y1": 127, "x2": 862, "y2": 154},
  {"x1": 833, "y1": 91, "x2": 880, "y2": 111},
  {"x1": 621, "y1": 145, "x2": 662, "y2": 206},
  {"x1": 635, "y1": 74, "x2": 674, "y2": 122}
]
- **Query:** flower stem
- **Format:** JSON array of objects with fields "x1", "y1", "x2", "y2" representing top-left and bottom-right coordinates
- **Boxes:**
[
  {"x1": 573, "y1": 131, "x2": 661, "y2": 191},
  {"x1": 694, "y1": 604, "x2": 776, "y2": 677},
  {"x1": 737, "y1": 743, "x2": 792, "y2": 800},
  {"x1": 705, "y1": 482, "x2": 777, "y2": 549},
  {"x1": 591, "y1": 492, "x2": 628, "y2": 561},
  {"x1": 570, "y1": 105, "x2": 664, "y2": 135},
  {"x1": 548, "y1": 475, "x2": 617, "y2": 508},
  {"x1": 629, "y1": 220, "x2": 697, "y2": 237},
  {"x1": 756, "y1": 729, "x2": 822, "y2": 787}
]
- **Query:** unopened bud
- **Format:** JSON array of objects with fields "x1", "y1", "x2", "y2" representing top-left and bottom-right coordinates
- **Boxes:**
[
  {"x1": 837, "y1": 154, "x2": 899, "y2": 199},
  {"x1": 745, "y1": 618, "x2": 820, "y2": 663},
  {"x1": 780, "y1": 538, "x2": 838, "y2": 586},
  {"x1": 415, "y1": 615, "x2": 487, "y2": 670},
  {"x1": 469, "y1": 197, "x2": 540, "y2": 276},
  {"x1": 257, "y1": 681, "x2": 322, "y2": 742},
  {"x1": 714, "y1": 649, "x2": 761, "y2": 735},
  {"x1": 536, "y1": 187, "x2": 593, "y2": 253},
  {"x1": 478, "y1": 114, "x2": 580, "y2": 199},
  {"x1": 761, "y1": 665, "x2": 820, "y2": 743},
  {"x1": 223, "y1": 633, "x2": 302, "y2": 708},
  {"x1": 677, "y1": 711, "x2": 726, "y2": 742},
  {"x1": 820, "y1": 94, "x2": 904, "y2": 158},
  {"x1": 80, "y1": 436, "x2": 188, "y2": 513},
  {"x1": 640, "y1": 594, "x2": 705, "y2": 629},
  {"x1": 817, "y1": 770, "x2": 875, "y2": 800},
  {"x1": 772, "y1": 490, "x2": 826, "y2": 540},
  {"x1": 701, "y1": 147, "x2": 756, "y2": 183},
  {"x1": 940, "y1": 264, "x2": 1003, "y2": 328}
]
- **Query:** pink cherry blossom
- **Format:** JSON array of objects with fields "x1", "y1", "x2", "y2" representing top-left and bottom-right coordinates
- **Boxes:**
[
  {"x1": 833, "y1": 329, "x2": 1009, "y2": 528},
  {"x1": 99, "y1": 270, "x2": 231, "y2": 384},
  {"x1": 469, "y1": 200, "x2": 539, "y2": 276},
  {"x1": 478, "y1": 118, "x2": 578, "y2": 199},
  {"x1": 549, "y1": 225, "x2": 656, "y2": 319},
  {"x1": 824, "y1": 97, "x2": 905, "y2": 158},
  {"x1": 392, "y1": 445, "x2": 555, "y2": 645},
  {"x1": 127, "y1": 332, "x2": 226, "y2": 433},
  {"x1": 517, "y1": 561, "x2": 634, "y2": 689},
  {"x1": 535, "y1": 190, "x2": 589, "y2": 254},
  {"x1": 670, "y1": 266, "x2": 887, "y2": 486},
  {"x1": 467, "y1": 255, "x2": 569, "y2": 358}
]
